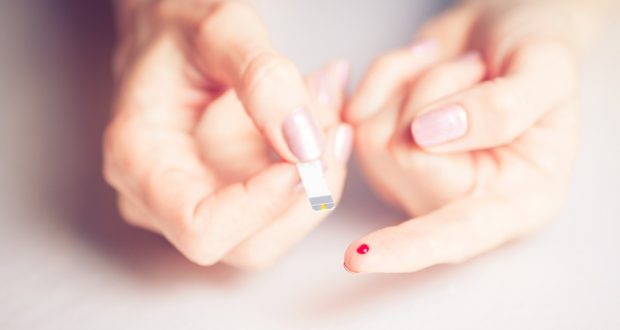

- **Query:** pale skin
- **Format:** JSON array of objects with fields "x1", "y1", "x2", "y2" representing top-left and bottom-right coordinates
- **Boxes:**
[
  {"x1": 104, "y1": 0, "x2": 615, "y2": 272},
  {"x1": 343, "y1": 0, "x2": 615, "y2": 273},
  {"x1": 105, "y1": 0, "x2": 353, "y2": 270}
]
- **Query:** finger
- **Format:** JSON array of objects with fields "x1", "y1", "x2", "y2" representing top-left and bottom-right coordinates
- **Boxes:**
[
  {"x1": 222, "y1": 64, "x2": 351, "y2": 271},
  {"x1": 106, "y1": 40, "x2": 303, "y2": 267},
  {"x1": 401, "y1": 51, "x2": 486, "y2": 121},
  {"x1": 344, "y1": 187, "x2": 560, "y2": 273},
  {"x1": 413, "y1": 4, "x2": 479, "y2": 61},
  {"x1": 366, "y1": 53, "x2": 484, "y2": 215},
  {"x1": 223, "y1": 123, "x2": 353, "y2": 271},
  {"x1": 345, "y1": 43, "x2": 437, "y2": 124},
  {"x1": 410, "y1": 41, "x2": 578, "y2": 152},
  {"x1": 345, "y1": 5, "x2": 477, "y2": 124},
  {"x1": 120, "y1": 134, "x2": 302, "y2": 266},
  {"x1": 195, "y1": 2, "x2": 323, "y2": 162},
  {"x1": 117, "y1": 194, "x2": 159, "y2": 233},
  {"x1": 307, "y1": 60, "x2": 351, "y2": 126}
]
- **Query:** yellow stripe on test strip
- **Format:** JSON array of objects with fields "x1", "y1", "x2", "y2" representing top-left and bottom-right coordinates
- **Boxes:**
[{"x1": 296, "y1": 159, "x2": 336, "y2": 211}]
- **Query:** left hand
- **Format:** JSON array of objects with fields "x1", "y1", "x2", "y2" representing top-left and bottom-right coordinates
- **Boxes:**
[{"x1": 343, "y1": 1, "x2": 591, "y2": 273}]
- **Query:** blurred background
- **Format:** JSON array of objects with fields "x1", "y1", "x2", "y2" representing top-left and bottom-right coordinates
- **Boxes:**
[{"x1": 1, "y1": 0, "x2": 619, "y2": 329}]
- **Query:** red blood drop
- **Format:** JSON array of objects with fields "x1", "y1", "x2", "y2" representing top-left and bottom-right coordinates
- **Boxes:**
[{"x1": 356, "y1": 244, "x2": 369, "y2": 254}]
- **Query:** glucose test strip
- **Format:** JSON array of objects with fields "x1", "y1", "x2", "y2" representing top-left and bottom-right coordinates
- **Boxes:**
[{"x1": 297, "y1": 160, "x2": 335, "y2": 211}]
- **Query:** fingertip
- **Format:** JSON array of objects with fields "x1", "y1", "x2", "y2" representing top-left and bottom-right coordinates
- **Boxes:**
[
  {"x1": 310, "y1": 59, "x2": 351, "y2": 127},
  {"x1": 410, "y1": 103, "x2": 468, "y2": 149},
  {"x1": 343, "y1": 225, "x2": 442, "y2": 274},
  {"x1": 328, "y1": 59, "x2": 351, "y2": 92},
  {"x1": 343, "y1": 238, "x2": 381, "y2": 273},
  {"x1": 343, "y1": 262, "x2": 357, "y2": 273},
  {"x1": 408, "y1": 37, "x2": 438, "y2": 58},
  {"x1": 332, "y1": 123, "x2": 353, "y2": 166},
  {"x1": 343, "y1": 99, "x2": 364, "y2": 125},
  {"x1": 345, "y1": 46, "x2": 436, "y2": 124}
]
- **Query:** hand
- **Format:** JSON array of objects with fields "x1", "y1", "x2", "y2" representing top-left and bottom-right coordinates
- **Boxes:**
[
  {"x1": 343, "y1": 1, "x2": 593, "y2": 273},
  {"x1": 103, "y1": 1, "x2": 352, "y2": 270}
]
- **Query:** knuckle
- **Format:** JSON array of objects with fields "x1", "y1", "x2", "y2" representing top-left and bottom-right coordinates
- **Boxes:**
[
  {"x1": 183, "y1": 246, "x2": 220, "y2": 267},
  {"x1": 174, "y1": 202, "x2": 222, "y2": 267},
  {"x1": 102, "y1": 116, "x2": 145, "y2": 185},
  {"x1": 239, "y1": 51, "x2": 295, "y2": 95},
  {"x1": 139, "y1": 165, "x2": 166, "y2": 208},
  {"x1": 484, "y1": 80, "x2": 521, "y2": 142},
  {"x1": 117, "y1": 196, "x2": 144, "y2": 227},
  {"x1": 197, "y1": 2, "x2": 259, "y2": 45},
  {"x1": 177, "y1": 226, "x2": 220, "y2": 267}
]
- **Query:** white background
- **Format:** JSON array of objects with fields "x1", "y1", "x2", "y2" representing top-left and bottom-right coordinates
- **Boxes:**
[{"x1": 1, "y1": 0, "x2": 619, "y2": 329}]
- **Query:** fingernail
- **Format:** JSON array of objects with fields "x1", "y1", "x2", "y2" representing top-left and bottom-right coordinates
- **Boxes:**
[
  {"x1": 412, "y1": 104, "x2": 468, "y2": 147},
  {"x1": 333, "y1": 124, "x2": 353, "y2": 165},
  {"x1": 317, "y1": 60, "x2": 350, "y2": 106},
  {"x1": 283, "y1": 108, "x2": 325, "y2": 161},
  {"x1": 409, "y1": 37, "x2": 437, "y2": 57},
  {"x1": 331, "y1": 60, "x2": 351, "y2": 90},
  {"x1": 317, "y1": 74, "x2": 330, "y2": 106},
  {"x1": 458, "y1": 50, "x2": 482, "y2": 62}
]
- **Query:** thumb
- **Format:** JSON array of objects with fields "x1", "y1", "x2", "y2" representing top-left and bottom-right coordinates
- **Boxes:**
[{"x1": 195, "y1": 2, "x2": 323, "y2": 162}]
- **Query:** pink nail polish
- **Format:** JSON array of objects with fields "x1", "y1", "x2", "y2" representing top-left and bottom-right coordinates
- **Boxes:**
[
  {"x1": 409, "y1": 37, "x2": 437, "y2": 57},
  {"x1": 457, "y1": 50, "x2": 482, "y2": 62},
  {"x1": 333, "y1": 124, "x2": 353, "y2": 165},
  {"x1": 317, "y1": 74, "x2": 330, "y2": 106},
  {"x1": 331, "y1": 60, "x2": 351, "y2": 90},
  {"x1": 412, "y1": 104, "x2": 468, "y2": 147},
  {"x1": 283, "y1": 108, "x2": 325, "y2": 161}
]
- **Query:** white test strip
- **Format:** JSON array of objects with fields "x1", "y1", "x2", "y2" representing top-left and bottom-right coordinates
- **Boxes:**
[{"x1": 296, "y1": 159, "x2": 335, "y2": 211}]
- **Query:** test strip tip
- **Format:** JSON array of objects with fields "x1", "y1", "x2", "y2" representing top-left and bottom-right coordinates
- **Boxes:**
[{"x1": 296, "y1": 160, "x2": 335, "y2": 212}]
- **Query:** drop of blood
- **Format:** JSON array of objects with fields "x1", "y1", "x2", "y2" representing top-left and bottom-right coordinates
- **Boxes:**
[{"x1": 356, "y1": 244, "x2": 369, "y2": 254}]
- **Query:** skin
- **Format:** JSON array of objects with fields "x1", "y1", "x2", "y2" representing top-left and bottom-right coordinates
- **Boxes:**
[
  {"x1": 343, "y1": 0, "x2": 615, "y2": 273},
  {"x1": 106, "y1": 0, "x2": 616, "y2": 272},
  {"x1": 104, "y1": 0, "x2": 352, "y2": 270}
]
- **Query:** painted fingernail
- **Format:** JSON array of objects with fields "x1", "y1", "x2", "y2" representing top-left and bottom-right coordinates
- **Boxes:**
[
  {"x1": 356, "y1": 244, "x2": 370, "y2": 255},
  {"x1": 333, "y1": 124, "x2": 353, "y2": 165},
  {"x1": 331, "y1": 60, "x2": 351, "y2": 90},
  {"x1": 283, "y1": 108, "x2": 325, "y2": 161},
  {"x1": 317, "y1": 60, "x2": 350, "y2": 106},
  {"x1": 458, "y1": 50, "x2": 482, "y2": 62},
  {"x1": 317, "y1": 73, "x2": 330, "y2": 106},
  {"x1": 409, "y1": 37, "x2": 437, "y2": 57},
  {"x1": 411, "y1": 104, "x2": 468, "y2": 147}
]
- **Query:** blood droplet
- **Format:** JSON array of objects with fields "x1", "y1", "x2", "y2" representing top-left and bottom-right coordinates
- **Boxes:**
[{"x1": 356, "y1": 244, "x2": 369, "y2": 254}]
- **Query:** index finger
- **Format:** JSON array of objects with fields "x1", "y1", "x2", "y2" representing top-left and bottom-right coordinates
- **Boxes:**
[{"x1": 195, "y1": 2, "x2": 324, "y2": 163}]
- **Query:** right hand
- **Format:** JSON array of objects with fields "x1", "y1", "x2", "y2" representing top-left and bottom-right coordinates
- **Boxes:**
[{"x1": 104, "y1": 1, "x2": 352, "y2": 270}]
